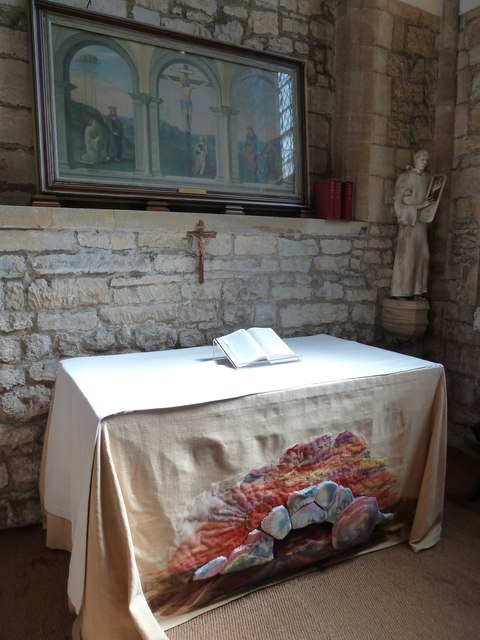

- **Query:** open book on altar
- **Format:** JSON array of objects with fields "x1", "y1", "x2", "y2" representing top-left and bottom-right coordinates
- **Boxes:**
[{"x1": 213, "y1": 327, "x2": 300, "y2": 369}]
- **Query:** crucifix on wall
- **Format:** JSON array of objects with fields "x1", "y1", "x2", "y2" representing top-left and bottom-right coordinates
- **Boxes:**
[{"x1": 186, "y1": 219, "x2": 217, "y2": 284}]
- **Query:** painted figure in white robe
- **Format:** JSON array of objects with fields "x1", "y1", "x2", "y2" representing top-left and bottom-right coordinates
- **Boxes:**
[{"x1": 391, "y1": 149, "x2": 438, "y2": 299}]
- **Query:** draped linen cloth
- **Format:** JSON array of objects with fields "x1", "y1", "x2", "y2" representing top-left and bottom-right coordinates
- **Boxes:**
[{"x1": 40, "y1": 335, "x2": 447, "y2": 640}]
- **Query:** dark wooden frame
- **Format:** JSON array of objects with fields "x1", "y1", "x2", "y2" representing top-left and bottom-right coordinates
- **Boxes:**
[{"x1": 30, "y1": 0, "x2": 309, "y2": 215}]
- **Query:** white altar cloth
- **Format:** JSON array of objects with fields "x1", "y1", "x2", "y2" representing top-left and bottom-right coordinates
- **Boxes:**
[{"x1": 40, "y1": 334, "x2": 446, "y2": 640}]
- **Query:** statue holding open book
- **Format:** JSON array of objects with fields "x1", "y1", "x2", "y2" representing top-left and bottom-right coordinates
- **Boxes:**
[
  {"x1": 382, "y1": 150, "x2": 446, "y2": 339},
  {"x1": 391, "y1": 149, "x2": 446, "y2": 299}
]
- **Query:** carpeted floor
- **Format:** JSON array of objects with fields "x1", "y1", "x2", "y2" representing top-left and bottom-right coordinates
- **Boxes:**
[{"x1": 1, "y1": 447, "x2": 479, "y2": 640}]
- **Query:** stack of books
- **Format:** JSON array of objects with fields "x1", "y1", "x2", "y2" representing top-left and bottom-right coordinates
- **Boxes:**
[{"x1": 313, "y1": 179, "x2": 353, "y2": 220}]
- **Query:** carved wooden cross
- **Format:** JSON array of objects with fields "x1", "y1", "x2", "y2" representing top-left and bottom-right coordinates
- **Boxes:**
[{"x1": 186, "y1": 219, "x2": 217, "y2": 284}]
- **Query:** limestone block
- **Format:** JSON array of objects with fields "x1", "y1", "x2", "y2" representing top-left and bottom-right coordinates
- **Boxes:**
[
  {"x1": 36, "y1": 309, "x2": 99, "y2": 331},
  {"x1": 269, "y1": 36, "x2": 294, "y2": 54},
  {"x1": 23, "y1": 334, "x2": 53, "y2": 360},
  {"x1": 280, "y1": 302, "x2": 349, "y2": 326},
  {"x1": 250, "y1": 11, "x2": 279, "y2": 35},
  {"x1": 405, "y1": 25, "x2": 435, "y2": 58},
  {"x1": 458, "y1": 50, "x2": 469, "y2": 71},
  {"x1": 313, "y1": 255, "x2": 350, "y2": 272},
  {"x1": 234, "y1": 235, "x2": 276, "y2": 255},
  {"x1": 277, "y1": 256, "x2": 312, "y2": 273},
  {"x1": 27, "y1": 278, "x2": 110, "y2": 309},
  {"x1": 456, "y1": 67, "x2": 471, "y2": 104},
  {"x1": 318, "y1": 281, "x2": 344, "y2": 300},
  {"x1": 471, "y1": 69, "x2": 480, "y2": 103},
  {"x1": 0, "y1": 366, "x2": 25, "y2": 392},
  {"x1": 307, "y1": 85, "x2": 335, "y2": 114},
  {"x1": 181, "y1": 302, "x2": 219, "y2": 323},
  {"x1": 345, "y1": 289, "x2": 377, "y2": 303},
  {"x1": 0, "y1": 148, "x2": 35, "y2": 186},
  {"x1": 277, "y1": 237, "x2": 318, "y2": 257},
  {"x1": 0, "y1": 337, "x2": 21, "y2": 363},
  {"x1": 0, "y1": 58, "x2": 32, "y2": 107},
  {"x1": 64, "y1": 0, "x2": 126, "y2": 17},
  {"x1": 352, "y1": 303, "x2": 376, "y2": 325},
  {"x1": 271, "y1": 284, "x2": 312, "y2": 300},
  {"x1": 0, "y1": 464, "x2": 8, "y2": 490},
  {"x1": 252, "y1": 302, "x2": 277, "y2": 326},
  {"x1": 0, "y1": 25, "x2": 28, "y2": 60},
  {"x1": 0, "y1": 385, "x2": 51, "y2": 422},
  {"x1": 319, "y1": 239, "x2": 351, "y2": 255},
  {"x1": 349, "y1": 44, "x2": 388, "y2": 74},
  {"x1": 308, "y1": 148, "x2": 329, "y2": 176},
  {"x1": 452, "y1": 166, "x2": 480, "y2": 198},
  {"x1": 223, "y1": 4, "x2": 248, "y2": 19},
  {"x1": 137, "y1": 232, "x2": 188, "y2": 250},
  {"x1": 454, "y1": 104, "x2": 469, "y2": 138},
  {"x1": 0, "y1": 230, "x2": 74, "y2": 252},
  {"x1": 370, "y1": 145, "x2": 395, "y2": 179},
  {"x1": 223, "y1": 303, "x2": 255, "y2": 325},
  {"x1": 10, "y1": 455, "x2": 40, "y2": 484},
  {"x1": 0, "y1": 311, "x2": 34, "y2": 333},
  {"x1": 349, "y1": 8, "x2": 393, "y2": 49},
  {"x1": 282, "y1": 16, "x2": 308, "y2": 36},
  {"x1": 344, "y1": 71, "x2": 391, "y2": 116},
  {"x1": 182, "y1": 0, "x2": 216, "y2": 14},
  {"x1": 131, "y1": 323, "x2": 178, "y2": 352},
  {"x1": 0, "y1": 105, "x2": 33, "y2": 147},
  {"x1": 153, "y1": 254, "x2": 197, "y2": 274},
  {"x1": 310, "y1": 19, "x2": 334, "y2": 43},
  {"x1": 181, "y1": 281, "x2": 223, "y2": 301},
  {"x1": 365, "y1": 175, "x2": 386, "y2": 223},
  {"x1": 387, "y1": 119, "x2": 410, "y2": 147},
  {"x1": 465, "y1": 14, "x2": 480, "y2": 47},
  {"x1": 307, "y1": 112, "x2": 330, "y2": 148},
  {"x1": 77, "y1": 231, "x2": 136, "y2": 250},
  {"x1": 132, "y1": 6, "x2": 160, "y2": 26},
  {"x1": 112, "y1": 283, "x2": 179, "y2": 305},
  {"x1": 391, "y1": 17, "x2": 406, "y2": 50},
  {"x1": 280, "y1": 0, "x2": 297, "y2": 10},
  {"x1": 4, "y1": 282, "x2": 25, "y2": 310},
  {"x1": 474, "y1": 308, "x2": 480, "y2": 331},
  {"x1": 99, "y1": 304, "x2": 178, "y2": 325},
  {"x1": 31, "y1": 252, "x2": 151, "y2": 276},
  {"x1": 28, "y1": 360, "x2": 59, "y2": 384},
  {"x1": 136, "y1": 0, "x2": 169, "y2": 11},
  {"x1": 214, "y1": 20, "x2": 244, "y2": 44}
]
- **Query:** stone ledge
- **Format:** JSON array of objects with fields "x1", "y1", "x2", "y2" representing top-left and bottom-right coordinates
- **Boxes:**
[{"x1": 0, "y1": 205, "x2": 369, "y2": 237}]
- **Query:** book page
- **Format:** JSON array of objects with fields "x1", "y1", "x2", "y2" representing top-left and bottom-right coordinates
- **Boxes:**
[
  {"x1": 215, "y1": 329, "x2": 267, "y2": 367},
  {"x1": 247, "y1": 327, "x2": 298, "y2": 361}
]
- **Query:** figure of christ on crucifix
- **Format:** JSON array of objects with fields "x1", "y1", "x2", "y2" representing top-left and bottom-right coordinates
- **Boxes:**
[
  {"x1": 186, "y1": 220, "x2": 217, "y2": 284},
  {"x1": 163, "y1": 64, "x2": 210, "y2": 133}
]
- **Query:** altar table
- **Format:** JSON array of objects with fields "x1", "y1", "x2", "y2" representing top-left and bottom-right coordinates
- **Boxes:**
[{"x1": 40, "y1": 335, "x2": 447, "y2": 640}]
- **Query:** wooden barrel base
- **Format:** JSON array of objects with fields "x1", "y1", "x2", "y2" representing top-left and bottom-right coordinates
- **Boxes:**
[{"x1": 382, "y1": 297, "x2": 430, "y2": 339}]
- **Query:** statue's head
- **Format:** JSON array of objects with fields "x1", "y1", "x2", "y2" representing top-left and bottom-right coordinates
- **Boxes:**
[{"x1": 413, "y1": 149, "x2": 430, "y2": 171}]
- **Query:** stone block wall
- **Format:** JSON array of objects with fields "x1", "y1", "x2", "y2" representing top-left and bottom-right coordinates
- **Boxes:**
[
  {"x1": 0, "y1": 206, "x2": 396, "y2": 528},
  {"x1": 333, "y1": 0, "x2": 440, "y2": 222},
  {"x1": 428, "y1": 5, "x2": 480, "y2": 453}
]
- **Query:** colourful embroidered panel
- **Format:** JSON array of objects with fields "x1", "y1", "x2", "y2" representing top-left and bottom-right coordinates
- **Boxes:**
[{"x1": 144, "y1": 430, "x2": 408, "y2": 618}]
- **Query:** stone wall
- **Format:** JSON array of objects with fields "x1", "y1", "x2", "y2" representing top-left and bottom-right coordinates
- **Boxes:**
[
  {"x1": 428, "y1": 5, "x2": 480, "y2": 453},
  {"x1": 333, "y1": 0, "x2": 440, "y2": 222},
  {"x1": 0, "y1": 207, "x2": 395, "y2": 528}
]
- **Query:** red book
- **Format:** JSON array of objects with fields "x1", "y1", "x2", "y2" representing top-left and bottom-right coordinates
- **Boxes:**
[
  {"x1": 314, "y1": 179, "x2": 342, "y2": 219},
  {"x1": 341, "y1": 181, "x2": 353, "y2": 220}
]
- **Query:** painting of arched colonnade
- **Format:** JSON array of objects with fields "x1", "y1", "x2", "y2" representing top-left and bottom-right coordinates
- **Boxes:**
[{"x1": 44, "y1": 16, "x2": 303, "y2": 203}]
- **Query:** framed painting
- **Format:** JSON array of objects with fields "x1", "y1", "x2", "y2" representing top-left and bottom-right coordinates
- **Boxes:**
[{"x1": 30, "y1": 0, "x2": 309, "y2": 215}]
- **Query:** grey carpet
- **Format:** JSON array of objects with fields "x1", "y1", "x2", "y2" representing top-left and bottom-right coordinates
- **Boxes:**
[{"x1": 1, "y1": 447, "x2": 479, "y2": 640}]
